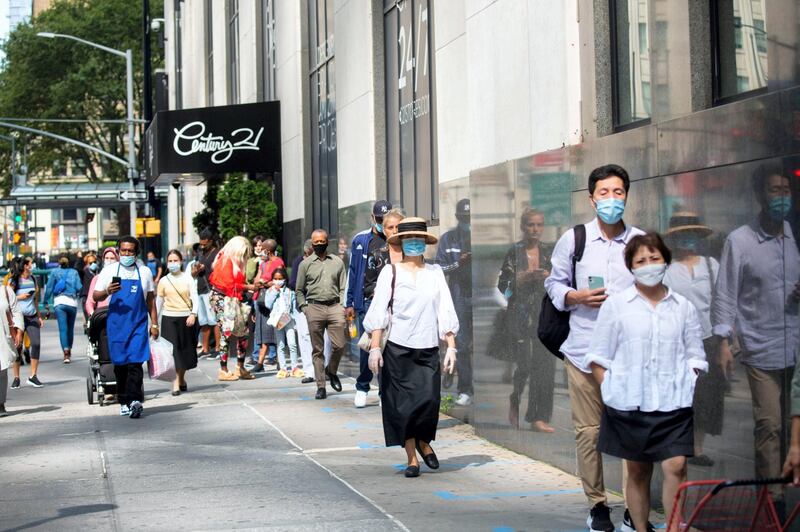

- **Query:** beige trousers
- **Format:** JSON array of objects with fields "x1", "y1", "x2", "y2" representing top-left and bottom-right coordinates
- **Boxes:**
[{"x1": 304, "y1": 303, "x2": 347, "y2": 388}]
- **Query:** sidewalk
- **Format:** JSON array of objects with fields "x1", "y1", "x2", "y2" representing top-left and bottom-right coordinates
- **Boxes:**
[{"x1": 0, "y1": 322, "x2": 628, "y2": 531}]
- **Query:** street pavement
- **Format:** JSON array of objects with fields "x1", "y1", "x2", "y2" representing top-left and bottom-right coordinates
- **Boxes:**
[{"x1": 0, "y1": 319, "x2": 630, "y2": 532}]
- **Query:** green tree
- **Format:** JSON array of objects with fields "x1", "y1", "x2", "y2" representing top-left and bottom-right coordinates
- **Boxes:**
[
  {"x1": 0, "y1": 0, "x2": 164, "y2": 190},
  {"x1": 194, "y1": 174, "x2": 279, "y2": 242}
]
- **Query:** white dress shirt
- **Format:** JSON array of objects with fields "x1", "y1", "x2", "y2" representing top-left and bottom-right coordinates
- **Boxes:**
[
  {"x1": 585, "y1": 286, "x2": 708, "y2": 412},
  {"x1": 363, "y1": 263, "x2": 460, "y2": 349},
  {"x1": 664, "y1": 257, "x2": 719, "y2": 340},
  {"x1": 543, "y1": 218, "x2": 645, "y2": 371}
]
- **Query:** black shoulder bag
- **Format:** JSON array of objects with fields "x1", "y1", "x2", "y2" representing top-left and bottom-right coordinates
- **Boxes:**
[{"x1": 537, "y1": 224, "x2": 586, "y2": 359}]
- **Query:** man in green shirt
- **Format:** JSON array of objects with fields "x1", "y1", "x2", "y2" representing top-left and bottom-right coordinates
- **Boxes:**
[{"x1": 296, "y1": 229, "x2": 348, "y2": 399}]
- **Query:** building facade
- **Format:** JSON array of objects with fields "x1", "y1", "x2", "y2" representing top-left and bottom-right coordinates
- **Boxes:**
[{"x1": 163, "y1": 0, "x2": 800, "y2": 495}]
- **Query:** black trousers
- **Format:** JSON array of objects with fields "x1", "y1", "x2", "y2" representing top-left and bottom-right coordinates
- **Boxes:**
[{"x1": 114, "y1": 363, "x2": 144, "y2": 406}]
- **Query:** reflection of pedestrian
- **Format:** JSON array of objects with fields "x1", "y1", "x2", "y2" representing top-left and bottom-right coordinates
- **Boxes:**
[
  {"x1": 498, "y1": 208, "x2": 555, "y2": 432},
  {"x1": 712, "y1": 165, "x2": 800, "y2": 497},
  {"x1": 663, "y1": 212, "x2": 724, "y2": 467},
  {"x1": 364, "y1": 217, "x2": 459, "y2": 478},
  {"x1": 435, "y1": 198, "x2": 473, "y2": 406},
  {"x1": 44, "y1": 256, "x2": 82, "y2": 364}
]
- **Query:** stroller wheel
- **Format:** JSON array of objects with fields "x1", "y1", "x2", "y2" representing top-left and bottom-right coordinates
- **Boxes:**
[{"x1": 86, "y1": 377, "x2": 94, "y2": 405}]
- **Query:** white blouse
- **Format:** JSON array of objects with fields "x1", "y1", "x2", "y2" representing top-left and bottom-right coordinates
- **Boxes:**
[
  {"x1": 584, "y1": 285, "x2": 708, "y2": 412},
  {"x1": 0, "y1": 285, "x2": 23, "y2": 371},
  {"x1": 363, "y1": 263, "x2": 460, "y2": 349}
]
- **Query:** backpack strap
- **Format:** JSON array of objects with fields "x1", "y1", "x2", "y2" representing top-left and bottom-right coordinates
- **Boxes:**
[{"x1": 570, "y1": 224, "x2": 586, "y2": 290}]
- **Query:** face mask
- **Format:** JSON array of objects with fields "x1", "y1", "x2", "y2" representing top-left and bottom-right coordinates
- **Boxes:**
[
  {"x1": 595, "y1": 198, "x2": 626, "y2": 225},
  {"x1": 673, "y1": 233, "x2": 699, "y2": 251},
  {"x1": 375, "y1": 223, "x2": 384, "y2": 234},
  {"x1": 402, "y1": 238, "x2": 427, "y2": 256},
  {"x1": 458, "y1": 221, "x2": 471, "y2": 232},
  {"x1": 104, "y1": 259, "x2": 117, "y2": 267},
  {"x1": 120, "y1": 255, "x2": 136, "y2": 267},
  {"x1": 632, "y1": 263, "x2": 667, "y2": 287},
  {"x1": 273, "y1": 279, "x2": 285, "y2": 287},
  {"x1": 89, "y1": 263, "x2": 98, "y2": 272},
  {"x1": 768, "y1": 196, "x2": 792, "y2": 221},
  {"x1": 168, "y1": 263, "x2": 181, "y2": 273},
  {"x1": 312, "y1": 243, "x2": 328, "y2": 256}
]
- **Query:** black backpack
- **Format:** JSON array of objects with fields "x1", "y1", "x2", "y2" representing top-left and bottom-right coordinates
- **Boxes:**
[{"x1": 537, "y1": 224, "x2": 586, "y2": 359}]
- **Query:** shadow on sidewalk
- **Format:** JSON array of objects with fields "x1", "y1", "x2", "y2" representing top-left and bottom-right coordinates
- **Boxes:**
[
  {"x1": 141, "y1": 402, "x2": 198, "y2": 416},
  {"x1": 7, "y1": 503, "x2": 117, "y2": 531},
  {"x1": 8, "y1": 405, "x2": 60, "y2": 416}
]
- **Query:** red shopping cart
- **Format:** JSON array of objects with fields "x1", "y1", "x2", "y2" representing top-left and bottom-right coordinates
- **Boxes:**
[{"x1": 667, "y1": 477, "x2": 800, "y2": 531}]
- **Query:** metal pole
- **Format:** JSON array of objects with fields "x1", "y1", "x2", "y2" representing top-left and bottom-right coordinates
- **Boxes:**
[
  {"x1": 126, "y1": 49, "x2": 137, "y2": 236},
  {"x1": 143, "y1": 0, "x2": 153, "y2": 123}
]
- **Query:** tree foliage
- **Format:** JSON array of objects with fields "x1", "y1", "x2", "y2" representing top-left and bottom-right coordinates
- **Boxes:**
[
  {"x1": 194, "y1": 175, "x2": 279, "y2": 242},
  {"x1": 0, "y1": 0, "x2": 163, "y2": 190}
]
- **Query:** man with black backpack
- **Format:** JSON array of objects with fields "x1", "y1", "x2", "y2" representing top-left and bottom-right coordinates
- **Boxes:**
[{"x1": 543, "y1": 164, "x2": 644, "y2": 532}]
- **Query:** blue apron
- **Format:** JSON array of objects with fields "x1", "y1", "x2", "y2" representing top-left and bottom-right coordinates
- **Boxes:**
[{"x1": 108, "y1": 264, "x2": 150, "y2": 365}]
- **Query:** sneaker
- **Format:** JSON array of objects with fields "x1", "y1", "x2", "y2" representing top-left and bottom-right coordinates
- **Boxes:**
[
  {"x1": 621, "y1": 508, "x2": 655, "y2": 532},
  {"x1": 587, "y1": 502, "x2": 615, "y2": 532},
  {"x1": 209, "y1": 351, "x2": 221, "y2": 360},
  {"x1": 119, "y1": 404, "x2": 131, "y2": 416},
  {"x1": 128, "y1": 400, "x2": 143, "y2": 419},
  {"x1": 250, "y1": 363, "x2": 265, "y2": 373},
  {"x1": 10, "y1": 378, "x2": 20, "y2": 390},
  {"x1": 234, "y1": 366, "x2": 255, "y2": 380},
  {"x1": 27, "y1": 375, "x2": 43, "y2": 388},
  {"x1": 354, "y1": 390, "x2": 367, "y2": 408},
  {"x1": 63, "y1": 357, "x2": 71, "y2": 364},
  {"x1": 290, "y1": 367, "x2": 305, "y2": 378},
  {"x1": 218, "y1": 369, "x2": 239, "y2": 381},
  {"x1": 276, "y1": 369, "x2": 289, "y2": 379},
  {"x1": 455, "y1": 393, "x2": 472, "y2": 406}
]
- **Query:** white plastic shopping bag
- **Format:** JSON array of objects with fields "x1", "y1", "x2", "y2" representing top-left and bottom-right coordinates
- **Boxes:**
[{"x1": 148, "y1": 336, "x2": 176, "y2": 382}]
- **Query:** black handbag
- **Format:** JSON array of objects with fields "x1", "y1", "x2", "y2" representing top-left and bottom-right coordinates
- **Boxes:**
[{"x1": 537, "y1": 224, "x2": 586, "y2": 359}]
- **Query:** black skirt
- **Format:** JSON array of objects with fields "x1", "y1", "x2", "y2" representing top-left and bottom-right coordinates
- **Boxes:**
[
  {"x1": 161, "y1": 315, "x2": 198, "y2": 371},
  {"x1": 598, "y1": 406, "x2": 694, "y2": 463},
  {"x1": 381, "y1": 341, "x2": 441, "y2": 447}
]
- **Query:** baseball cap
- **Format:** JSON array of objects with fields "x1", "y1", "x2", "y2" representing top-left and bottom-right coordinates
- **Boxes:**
[
  {"x1": 456, "y1": 198, "x2": 470, "y2": 217},
  {"x1": 373, "y1": 200, "x2": 392, "y2": 218}
]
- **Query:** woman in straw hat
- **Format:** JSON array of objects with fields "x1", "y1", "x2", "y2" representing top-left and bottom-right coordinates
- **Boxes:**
[
  {"x1": 663, "y1": 211, "x2": 725, "y2": 467},
  {"x1": 364, "y1": 217, "x2": 459, "y2": 478}
]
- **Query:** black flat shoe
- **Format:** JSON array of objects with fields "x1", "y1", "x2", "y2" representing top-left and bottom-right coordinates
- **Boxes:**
[
  {"x1": 171, "y1": 390, "x2": 181, "y2": 396},
  {"x1": 315, "y1": 388, "x2": 327, "y2": 400},
  {"x1": 301, "y1": 377, "x2": 315, "y2": 384},
  {"x1": 404, "y1": 465, "x2": 420, "y2": 478},
  {"x1": 416, "y1": 440, "x2": 440, "y2": 469},
  {"x1": 326, "y1": 369, "x2": 342, "y2": 392},
  {"x1": 179, "y1": 384, "x2": 188, "y2": 392}
]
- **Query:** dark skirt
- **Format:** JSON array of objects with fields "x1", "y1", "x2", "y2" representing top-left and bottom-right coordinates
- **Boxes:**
[
  {"x1": 381, "y1": 341, "x2": 441, "y2": 447},
  {"x1": 161, "y1": 315, "x2": 198, "y2": 371},
  {"x1": 693, "y1": 337, "x2": 726, "y2": 436},
  {"x1": 598, "y1": 406, "x2": 694, "y2": 463},
  {"x1": 253, "y1": 303, "x2": 276, "y2": 345}
]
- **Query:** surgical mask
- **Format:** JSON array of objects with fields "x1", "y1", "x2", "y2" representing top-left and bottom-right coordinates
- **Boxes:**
[
  {"x1": 273, "y1": 279, "x2": 285, "y2": 287},
  {"x1": 375, "y1": 223, "x2": 384, "y2": 234},
  {"x1": 120, "y1": 255, "x2": 136, "y2": 267},
  {"x1": 458, "y1": 221, "x2": 471, "y2": 232},
  {"x1": 402, "y1": 238, "x2": 426, "y2": 256},
  {"x1": 673, "y1": 233, "x2": 699, "y2": 251},
  {"x1": 632, "y1": 263, "x2": 667, "y2": 287},
  {"x1": 88, "y1": 263, "x2": 98, "y2": 272},
  {"x1": 768, "y1": 196, "x2": 792, "y2": 221},
  {"x1": 104, "y1": 259, "x2": 117, "y2": 267},
  {"x1": 595, "y1": 198, "x2": 626, "y2": 225},
  {"x1": 312, "y1": 243, "x2": 328, "y2": 255},
  {"x1": 168, "y1": 263, "x2": 181, "y2": 273}
]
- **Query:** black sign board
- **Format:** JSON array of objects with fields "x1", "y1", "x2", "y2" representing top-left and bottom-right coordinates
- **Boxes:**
[{"x1": 144, "y1": 101, "x2": 281, "y2": 186}]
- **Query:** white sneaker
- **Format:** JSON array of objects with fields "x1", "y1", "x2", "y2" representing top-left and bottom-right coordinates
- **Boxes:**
[
  {"x1": 354, "y1": 390, "x2": 367, "y2": 408},
  {"x1": 455, "y1": 393, "x2": 472, "y2": 406},
  {"x1": 119, "y1": 405, "x2": 130, "y2": 416}
]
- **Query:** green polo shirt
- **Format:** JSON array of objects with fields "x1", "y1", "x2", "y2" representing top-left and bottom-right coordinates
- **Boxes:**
[{"x1": 295, "y1": 253, "x2": 347, "y2": 309}]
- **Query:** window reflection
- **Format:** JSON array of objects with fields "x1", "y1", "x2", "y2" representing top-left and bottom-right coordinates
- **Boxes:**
[
  {"x1": 612, "y1": 0, "x2": 652, "y2": 127},
  {"x1": 714, "y1": 0, "x2": 768, "y2": 101}
]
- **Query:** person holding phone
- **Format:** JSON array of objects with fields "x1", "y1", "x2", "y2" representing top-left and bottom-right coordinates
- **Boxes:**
[
  {"x1": 364, "y1": 217, "x2": 459, "y2": 478},
  {"x1": 93, "y1": 236, "x2": 158, "y2": 418},
  {"x1": 8, "y1": 257, "x2": 44, "y2": 388}
]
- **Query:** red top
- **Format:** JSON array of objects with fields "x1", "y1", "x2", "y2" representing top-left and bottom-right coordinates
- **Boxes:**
[
  {"x1": 209, "y1": 253, "x2": 247, "y2": 299},
  {"x1": 258, "y1": 257, "x2": 286, "y2": 283}
]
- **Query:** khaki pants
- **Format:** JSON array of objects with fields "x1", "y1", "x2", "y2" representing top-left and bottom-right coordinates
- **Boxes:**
[
  {"x1": 745, "y1": 365, "x2": 793, "y2": 490},
  {"x1": 305, "y1": 303, "x2": 347, "y2": 388},
  {"x1": 566, "y1": 359, "x2": 608, "y2": 507}
]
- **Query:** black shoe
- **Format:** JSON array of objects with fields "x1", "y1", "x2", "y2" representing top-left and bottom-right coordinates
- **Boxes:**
[
  {"x1": 404, "y1": 465, "x2": 420, "y2": 478},
  {"x1": 179, "y1": 383, "x2": 187, "y2": 392},
  {"x1": 250, "y1": 363, "x2": 265, "y2": 374},
  {"x1": 10, "y1": 378, "x2": 20, "y2": 390},
  {"x1": 326, "y1": 369, "x2": 342, "y2": 392},
  {"x1": 27, "y1": 375, "x2": 43, "y2": 388},
  {"x1": 171, "y1": 390, "x2": 181, "y2": 396},
  {"x1": 301, "y1": 376, "x2": 315, "y2": 384},
  {"x1": 315, "y1": 388, "x2": 327, "y2": 400},
  {"x1": 416, "y1": 440, "x2": 440, "y2": 469},
  {"x1": 688, "y1": 454, "x2": 714, "y2": 467},
  {"x1": 587, "y1": 502, "x2": 615, "y2": 532},
  {"x1": 0, "y1": 404, "x2": 7, "y2": 417},
  {"x1": 621, "y1": 508, "x2": 654, "y2": 532}
]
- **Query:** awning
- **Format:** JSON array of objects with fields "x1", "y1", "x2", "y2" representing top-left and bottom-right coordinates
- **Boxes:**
[{"x1": 10, "y1": 182, "x2": 159, "y2": 208}]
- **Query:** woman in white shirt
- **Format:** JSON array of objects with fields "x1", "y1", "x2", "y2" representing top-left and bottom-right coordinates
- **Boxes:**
[
  {"x1": 364, "y1": 217, "x2": 459, "y2": 478},
  {"x1": 586, "y1": 232, "x2": 707, "y2": 532},
  {"x1": 156, "y1": 250, "x2": 200, "y2": 396}
]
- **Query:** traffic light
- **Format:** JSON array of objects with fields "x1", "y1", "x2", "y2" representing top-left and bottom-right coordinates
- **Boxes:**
[
  {"x1": 13, "y1": 211, "x2": 21, "y2": 224},
  {"x1": 20, "y1": 208, "x2": 26, "y2": 222},
  {"x1": 11, "y1": 230, "x2": 25, "y2": 245}
]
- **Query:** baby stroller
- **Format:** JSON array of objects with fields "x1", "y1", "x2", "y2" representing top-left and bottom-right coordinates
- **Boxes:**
[{"x1": 86, "y1": 308, "x2": 117, "y2": 406}]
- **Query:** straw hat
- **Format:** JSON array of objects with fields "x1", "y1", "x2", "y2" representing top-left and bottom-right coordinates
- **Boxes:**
[
  {"x1": 387, "y1": 217, "x2": 438, "y2": 245},
  {"x1": 665, "y1": 211, "x2": 712, "y2": 238}
]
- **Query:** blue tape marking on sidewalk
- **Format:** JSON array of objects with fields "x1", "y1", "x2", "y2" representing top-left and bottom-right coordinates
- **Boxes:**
[
  {"x1": 344, "y1": 422, "x2": 383, "y2": 430},
  {"x1": 434, "y1": 488, "x2": 583, "y2": 501},
  {"x1": 356, "y1": 442, "x2": 382, "y2": 449},
  {"x1": 320, "y1": 407, "x2": 335, "y2": 413},
  {"x1": 298, "y1": 396, "x2": 312, "y2": 401},
  {"x1": 492, "y1": 527, "x2": 515, "y2": 532}
]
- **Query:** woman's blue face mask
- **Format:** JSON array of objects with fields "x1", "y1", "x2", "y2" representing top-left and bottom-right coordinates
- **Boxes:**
[{"x1": 402, "y1": 237, "x2": 427, "y2": 256}]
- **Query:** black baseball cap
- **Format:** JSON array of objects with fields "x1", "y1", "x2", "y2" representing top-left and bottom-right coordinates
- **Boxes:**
[
  {"x1": 373, "y1": 200, "x2": 392, "y2": 218},
  {"x1": 456, "y1": 198, "x2": 471, "y2": 218}
]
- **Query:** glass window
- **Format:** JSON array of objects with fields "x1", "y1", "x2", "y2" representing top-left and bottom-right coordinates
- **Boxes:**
[
  {"x1": 610, "y1": 0, "x2": 652, "y2": 129},
  {"x1": 712, "y1": 0, "x2": 768, "y2": 103},
  {"x1": 308, "y1": 0, "x2": 337, "y2": 233},
  {"x1": 260, "y1": 0, "x2": 277, "y2": 101},
  {"x1": 227, "y1": 0, "x2": 240, "y2": 105},
  {"x1": 206, "y1": 0, "x2": 214, "y2": 105},
  {"x1": 384, "y1": 0, "x2": 438, "y2": 221}
]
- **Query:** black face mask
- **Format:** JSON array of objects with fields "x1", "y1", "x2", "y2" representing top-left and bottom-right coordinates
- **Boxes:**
[{"x1": 312, "y1": 243, "x2": 328, "y2": 256}]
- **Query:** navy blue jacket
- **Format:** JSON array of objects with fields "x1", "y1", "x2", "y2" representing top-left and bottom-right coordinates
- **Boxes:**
[
  {"x1": 435, "y1": 227, "x2": 472, "y2": 305},
  {"x1": 346, "y1": 228, "x2": 379, "y2": 311}
]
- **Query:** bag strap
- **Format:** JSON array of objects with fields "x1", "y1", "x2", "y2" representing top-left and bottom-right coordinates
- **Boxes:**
[
  {"x1": 570, "y1": 224, "x2": 586, "y2": 290},
  {"x1": 165, "y1": 275, "x2": 193, "y2": 312},
  {"x1": 388, "y1": 264, "x2": 396, "y2": 311}
]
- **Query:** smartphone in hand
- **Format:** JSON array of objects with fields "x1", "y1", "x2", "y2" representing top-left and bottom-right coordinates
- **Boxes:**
[
  {"x1": 111, "y1": 276, "x2": 121, "y2": 285},
  {"x1": 588, "y1": 276, "x2": 605, "y2": 290}
]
